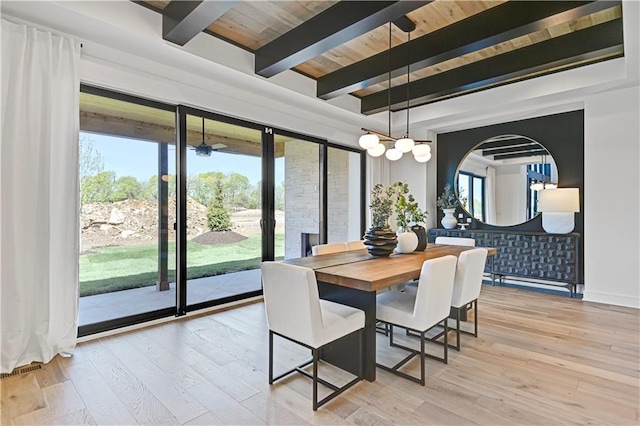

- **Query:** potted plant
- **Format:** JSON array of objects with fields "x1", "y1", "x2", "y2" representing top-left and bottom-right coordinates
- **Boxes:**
[
  {"x1": 392, "y1": 182, "x2": 429, "y2": 252},
  {"x1": 364, "y1": 183, "x2": 398, "y2": 256},
  {"x1": 436, "y1": 183, "x2": 461, "y2": 229}
]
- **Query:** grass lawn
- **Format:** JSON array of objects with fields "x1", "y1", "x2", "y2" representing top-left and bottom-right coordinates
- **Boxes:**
[{"x1": 80, "y1": 234, "x2": 284, "y2": 297}]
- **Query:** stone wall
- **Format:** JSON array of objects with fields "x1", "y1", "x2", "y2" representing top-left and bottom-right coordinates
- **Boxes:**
[{"x1": 284, "y1": 140, "x2": 320, "y2": 259}]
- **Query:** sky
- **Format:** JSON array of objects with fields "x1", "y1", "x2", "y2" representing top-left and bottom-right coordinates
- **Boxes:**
[{"x1": 83, "y1": 132, "x2": 283, "y2": 184}]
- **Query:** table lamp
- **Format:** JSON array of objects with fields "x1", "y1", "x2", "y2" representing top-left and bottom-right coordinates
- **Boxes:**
[{"x1": 538, "y1": 188, "x2": 580, "y2": 234}]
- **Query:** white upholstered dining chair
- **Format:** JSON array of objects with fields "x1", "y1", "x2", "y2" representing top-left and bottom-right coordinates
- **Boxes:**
[
  {"x1": 449, "y1": 248, "x2": 488, "y2": 350},
  {"x1": 311, "y1": 242, "x2": 347, "y2": 256},
  {"x1": 375, "y1": 255, "x2": 457, "y2": 385},
  {"x1": 345, "y1": 240, "x2": 366, "y2": 251},
  {"x1": 435, "y1": 236, "x2": 476, "y2": 246},
  {"x1": 261, "y1": 261, "x2": 365, "y2": 410}
]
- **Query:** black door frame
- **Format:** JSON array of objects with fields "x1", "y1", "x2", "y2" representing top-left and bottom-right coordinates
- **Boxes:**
[{"x1": 77, "y1": 88, "x2": 365, "y2": 336}]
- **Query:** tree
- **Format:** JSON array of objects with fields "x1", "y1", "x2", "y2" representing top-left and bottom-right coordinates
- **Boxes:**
[
  {"x1": 224, "y1": 172, "x2": 252, "y2": 208},
  {"x1": 112, "y1": 176, "x2": 143, "y2": 201},
  {"x1": 79, "y1": 135, "x2": 104, "y2": 179},
  {"x1": 207, "y1": 180, "x2": 232, "y2": 232},
  {"x1": 81, "y1": 171, "x2": 116, "y2": 204},
  {"x1": 275, "y1": 180, "x2": 285, "y2": 211},
  {"x1": 188, "y1": 171, "x2": 224, "y2": 206}
]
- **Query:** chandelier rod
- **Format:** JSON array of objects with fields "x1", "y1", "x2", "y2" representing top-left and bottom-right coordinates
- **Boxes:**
[{"x1": 387, "y1": 22, "x2": 392, "y2": 140}]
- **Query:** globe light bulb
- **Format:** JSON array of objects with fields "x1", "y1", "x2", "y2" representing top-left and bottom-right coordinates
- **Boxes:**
[
  {"x1": 385, "y1": 148, "x2": 402, "y2": 161},
  {"x1": 367, "y1": 143, "x2": 386, "y2": 157},
  {"x1": 412, "y1": 143, "x2": 431, "y2": 157},
  {"x1": 414, "y1": 152, "x2": 431, "y2": 163},
  {"x1": 358, "y1": 133, "x2": 379, "y2": 150},
  {"x1": 395, "y1": 137, "x2": 415, "y2": 153}
]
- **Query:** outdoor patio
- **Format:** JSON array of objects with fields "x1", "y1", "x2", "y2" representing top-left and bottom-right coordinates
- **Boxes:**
[{"x1": 78, "y1": 269, "x2": 262, "y2": 326}]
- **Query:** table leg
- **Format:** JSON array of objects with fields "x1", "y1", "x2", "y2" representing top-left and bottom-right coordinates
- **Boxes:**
[{"x1": 317, "y1": 282, "x2": 376, "y2": 382}]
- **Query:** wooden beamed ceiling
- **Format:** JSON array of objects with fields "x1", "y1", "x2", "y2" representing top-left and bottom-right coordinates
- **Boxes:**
[{"x1": 136, "y1": 0, "x2": 625, "y2": 115}]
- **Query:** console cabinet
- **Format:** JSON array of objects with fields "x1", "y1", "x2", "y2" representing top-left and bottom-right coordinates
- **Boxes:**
[{"x1": 428, "y1": 228, "x2": 581, "y2": 297}]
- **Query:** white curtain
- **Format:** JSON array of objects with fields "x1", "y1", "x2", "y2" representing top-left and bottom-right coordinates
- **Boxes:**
[
  {"x1": 1, "y1": 20, "x2": 81, "y2": 373},
  {"x1": 485, "y1": 166, "x2": 497, "y2": 224}
]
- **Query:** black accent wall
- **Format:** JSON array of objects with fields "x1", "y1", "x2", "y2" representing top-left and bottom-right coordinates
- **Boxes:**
[{"x1": 436, "y1": 110, "x2": 584, "y2": 234}]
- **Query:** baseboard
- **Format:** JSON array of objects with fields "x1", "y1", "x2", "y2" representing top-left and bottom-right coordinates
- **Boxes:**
[
  {"x1": 481, "y1": 279, "x2": 582, "y2": 299},
  {"x1": 582, "y1": 290, "x2": 640, "y2": 309}
]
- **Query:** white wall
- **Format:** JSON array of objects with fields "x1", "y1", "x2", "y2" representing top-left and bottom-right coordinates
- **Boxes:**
[
  {"x1": 494, "y1": 164, "x2": 527, "y2": 226},
  {"x1": 583, "y1": 86, "x2": 640, "y2": 308},
  {"x1": 388, "y1": 151, "x2": 428, "y2": 231}
]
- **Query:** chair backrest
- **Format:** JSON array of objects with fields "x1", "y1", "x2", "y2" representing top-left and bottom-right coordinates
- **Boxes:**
[
  {"x1": 345, "y1": 240, "x2": 366, "y2": 251},
  {"x1": 451, "y1": 248, "x2": 488, "y2": 308},
  {"x1": 413, "y1": 255, "x2": 458, "y2": 328},
  {"x1": 435, "y1": 236, "x2": 476, "y2": 246},
  {"x1": 311, "y1": 242, "x2": 347, "y2": 256},
  {"x1": 261, "y1": 262, "x2": 324, "y2": 346}
]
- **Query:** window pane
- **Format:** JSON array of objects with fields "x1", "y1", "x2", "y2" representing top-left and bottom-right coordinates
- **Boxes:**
[
  {"x1": 458, "y1": 174, "x2": 471, "y2": 212},
  {"x1": 78, "y1": 91, "x2": 175, "y2": 326},
  {"x1": 473, "y1": 176, "x2": 484, "y2": 221}
]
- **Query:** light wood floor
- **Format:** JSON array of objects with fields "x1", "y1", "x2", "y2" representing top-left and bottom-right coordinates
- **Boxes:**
[{"x1": 2, "y1": 285, "x2": 639, "y2": 425}]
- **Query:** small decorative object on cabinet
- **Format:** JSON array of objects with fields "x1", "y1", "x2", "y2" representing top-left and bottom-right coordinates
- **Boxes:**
[
  {"x1": 441, "y1": 208, "x2": 457, "y2": 229},
  {"x1": 437, "y1": 183, "x2": 463, "y2": 229},
  {"x1": 365, "y1": 183, "x2": 397, "y2": 256}
]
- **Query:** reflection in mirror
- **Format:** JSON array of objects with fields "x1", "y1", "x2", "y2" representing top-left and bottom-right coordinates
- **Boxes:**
[{"x1": 456, "y1": 135, "x2": 558, "y2": 227}]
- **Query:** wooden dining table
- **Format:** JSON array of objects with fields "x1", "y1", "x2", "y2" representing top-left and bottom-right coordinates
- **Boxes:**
[{"x1": 281, "y1": 243, "x2": 497, "y2": 382}]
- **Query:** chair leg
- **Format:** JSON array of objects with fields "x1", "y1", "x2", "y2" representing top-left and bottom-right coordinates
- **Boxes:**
[
  {"x1": 269, "y1": 330, "x2": 274, "y2": 384},
  {"x1": 312, "y1": 348, "x2": 319, "y2": 411},
  {"x1": 443, "y1": 318, "x2": 448, "y2": 364},
  {"x1": 358, "y1": 328, "x2": 363, "y2": 380},
  {"x1": 456, "y1": 307, "x2": 461, "y2": 351},
  {"x1": 474, "y1": 299, "x2": 478, "y2": 337},
  {"x1": 458, "y1": 299, "x2": 479, "y2": 341},
  {"x1": 420, "y1": 330, "x2": 426, "y2": 385}
]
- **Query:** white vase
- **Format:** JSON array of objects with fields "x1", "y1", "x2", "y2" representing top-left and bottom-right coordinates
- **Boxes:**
[
  {"x1": 396, "y1": 229, "x2": 418, "y2": 253},
  {"x1": 441, "y1": 208, "x2": 458, "y2": 229}
]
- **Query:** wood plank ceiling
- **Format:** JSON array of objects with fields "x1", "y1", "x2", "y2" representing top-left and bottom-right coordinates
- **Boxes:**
[{"x1": 135, "y1": 0, "x2": 624, "y2": 115}]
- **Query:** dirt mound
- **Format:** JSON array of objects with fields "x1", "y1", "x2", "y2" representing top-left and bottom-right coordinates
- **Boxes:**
[{"x1": 191, "y1": 230, "x2": 247, "y2": 245}]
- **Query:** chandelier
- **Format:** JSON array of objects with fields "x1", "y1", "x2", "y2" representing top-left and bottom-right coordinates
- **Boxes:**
[{"x1": 358, "y1": 22, "x2": 431, "y2": 163}]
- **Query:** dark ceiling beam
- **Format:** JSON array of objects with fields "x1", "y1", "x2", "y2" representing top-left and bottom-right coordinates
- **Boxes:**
[
  {"x1": 254, "y1": 1, "x2": 431, "y2": 78},
  {"x1": 163, "y1": 0, "x2": 236, "y2": 46},
  {"x1": 318, "y1": 1, "x2": 619, "y2": 100},
  {"x1": 483, "y1": 145, "x2": 541, "y2": 156},
  {"x1": 361, "y1": 18, "x2": 624, "y2": 114},
  {"x1": 495, "y1": 150, "x2": 549, "y2": 160},
  {"x1": 478, "y1": 138, "x2": 538, "y2": 150}
]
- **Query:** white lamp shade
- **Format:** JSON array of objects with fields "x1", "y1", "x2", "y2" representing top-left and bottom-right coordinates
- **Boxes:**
[
  {"x1": 412, "y1": 143, "x2": 431, "y2": 157},
  {"x1": 414, "y1": 152, "x2": 431, "y2": 163},
  {"x1": 367, "y1": 143, "x2": 386, "y2": 157},
  {"x1": 538, "y1": 188, "x2": 580, "y2": 212},
  {"x1": 358, "y1": 133, "x2": 379, "y2": 149},
  {"x1": 385, "y1": 148, "x2": 402, "y2": 161},
  {"x1": 395, "y1": 137, "x2": 415, "y2": 153}
]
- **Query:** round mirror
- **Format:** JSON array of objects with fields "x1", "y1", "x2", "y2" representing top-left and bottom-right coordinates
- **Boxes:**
[{"x1": 455, "y1": 134, "x2": 558, "y2": 227}]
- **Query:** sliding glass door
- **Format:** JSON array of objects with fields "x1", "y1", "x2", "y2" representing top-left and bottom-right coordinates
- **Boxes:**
[
  {"x1": 182, "y1": 111, "x2": 264, "y2": 308},
  {"x1": 78, "y1": 87, "x2": 176, "y2": 333},
  {"x1": 78, "y1": 87, "x2": 365, "y2": 335}
]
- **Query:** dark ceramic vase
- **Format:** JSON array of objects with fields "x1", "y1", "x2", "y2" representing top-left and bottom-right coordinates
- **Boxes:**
[
  {"x1": 363, "y1": 226, "x2": 398, "y2": 257},
  {"x1": 411, "y1": 225, "x2": 428, "y2": 251}
]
